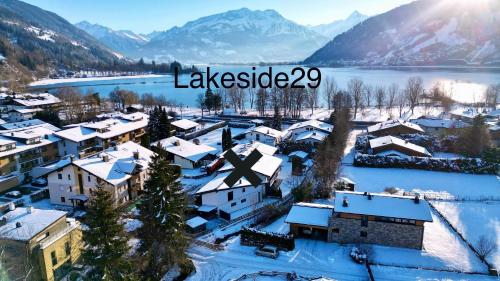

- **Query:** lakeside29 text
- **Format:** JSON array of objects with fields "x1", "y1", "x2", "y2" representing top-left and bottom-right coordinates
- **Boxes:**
[{"x1": 175, "y1": 66, "x2": 321, "y2": 89}]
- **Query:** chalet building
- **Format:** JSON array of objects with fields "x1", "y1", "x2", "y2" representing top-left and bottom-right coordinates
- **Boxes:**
[
  {"x1": 171, "y1": 119, "x2": 201, "y2": 135},
  {"x1": 285, "y1": 119, "x2": 333, "y2": 140},
  {"x1": 293, "y1": 130, "x2": 329, "y2": 146},
  {"x1": 0, "y1": 205, "x2": 82, "y2": 281},
  {"x1": 410, "y1": 117, "x2": 469, "y2": 136},
  {"x1": 46, "y1": 141, "x2": 154, "y2": 208},
  {"x1": 7, "y1": 108, "x2": 42, "y2": 122},
  {"x1": 196, "y1": 151, "x2": 282, "y2": 221},
  {"x1": 286, "y1": 192, "x2": 433, "y2": 250},
  {"x1": 223, "y1": 141, "x2": 278, "y2": 158},
  {"x1": 0, "y1": 126, "x2": 60, "y2": 192},
  {"x1": 0, "y1": 119, "x2": 60, "y2": 131},
  {"x1": 367, "y1": 119, "x2": 424, "y2": 137},
  {"x1": 54, "y1": 112, "x2": 148, "y2": 158},
  {"x1": 369, "y1": 136, "x2": 432, "y2": 158},
  {"x1": 245, "y1": 126, "x2": 284, "y2": 146},
  {"x1": 0, "y1": 92, "x2": 62, "y2": 109},
  {"x1": 155, "y1": 136, "x2": 217, "y2": 169}
]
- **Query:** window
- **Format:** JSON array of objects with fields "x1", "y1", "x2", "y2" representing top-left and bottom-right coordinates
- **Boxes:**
[
  {"x1": 61, "y1": 197, "x2": 65, "y2": 203},
  {"x1": 227, "y1": 191, "x2": 233, "y2": 201},
  {"x1": 67, "y1": 174, "x2": 71, "y2": 180},
  {"x1": 65, "y1": 241, "x2": 71, "y2": 256},
  {"x1": 242, "y1": 188, "x2": 246, "y2": 193},
  {"x1": 256, "y1": 134, "x2": 260, "y2": 141},
  {"x1": 332, "y1": 228, "x2": 339, "y2": 233},
  {"x1": 88, "y1": 175, "x2": 91, "y2": 182},
  {"x1": 360, "y1": 231, "x2": 367, "y2": 237},
  {"x1": 241, "y1": 199, "x2": 246, "y2": 203},
  {"x1": 69, "y1": 186, "x2": 72, "y2": 192},
  {"x1": 231, "y1": 202, "x2": 237, "y2": 207},
  {"x1": 58, "y1": 173, "x2": 62, "y2": 180},
  {"x1": 361, "y1": 216, "x2": 368, "y2": 227},
  {"x1": 51, "y1": 251, "x2": 57, "y2": 266}
]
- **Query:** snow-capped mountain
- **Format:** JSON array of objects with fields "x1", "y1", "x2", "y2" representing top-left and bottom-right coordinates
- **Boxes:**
[
  {"x1": 305, "y1": 0, "x2": 500, "y2": 66},
  {"x1": 142, "y1": 8, "x2": 329, "y2": 63},
  {"x1": 75, "y1": 21, "x2": 148, "y2": 56},
  {"x1": 309, "y1": 11, "x2": 368, "y2": 39}
]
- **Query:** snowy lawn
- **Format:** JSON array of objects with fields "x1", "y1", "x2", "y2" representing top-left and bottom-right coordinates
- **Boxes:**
[
  {"x1": 275, "y1": 154, "x2": 304, "y2": 196},
  {"x1": 370, "y1": 211, "x2": 487, "y2": 273},
  {"x1": 260, "y1": 215, "x2": 290, "y2": 234},
  {"x1": 432, "y1": 201, "x2": 500, "y2": 269},
  {"x1": 372, "y1": 265, "x2": 498, "y2": 281},
  {"x1": 340, "y1": 164, "x2": 500, "y2": 200},
  {"x1": 188, "y1": 236, "x2": 368, "y2": 281}
]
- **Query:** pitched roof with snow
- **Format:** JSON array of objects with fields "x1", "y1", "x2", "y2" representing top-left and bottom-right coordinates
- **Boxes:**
[
  {"x1": 218, "y1": 153, "x2": 282, "y2": 178},
  {"x1": 196, "y1": 172, "x2": 252, "y2": 194},
  {"x1": 155, "y1": 136, "x2": 217, "y2": 163},
  {"x1": 369, "y1": 136, "x2": 431, "y2": 157},
  {"x1": 3, "y1": 93, "x2": 61, "y2": 107},
  {"x1": 295, "y1": 130, "x2": 329, "y2": 142},
  {"x1": 411, "y1": 118, "x2": 469, "y2": 129},
  {"x1": 186, "y1": 216, "x2": 208, "y2": 228},
  {"x1": 9, "y1": 107, "x2": 43, "y2": 114},
  {"x1": 248, "y1": 126, "x2": 283, "y2": 139},
  {"x1": 367, "y1": 119, "x2": 424, "y2": 134},
  {"x1": 287, "y1": 119, "x2": 333, "y2": 133},
  {"x1": 288, "y1": 150, "x2": 308, "y2": 159},
  {"x1": 0, "y1": 207, "x2": 67, "y2": 241},
  {"x1": 71, "y1": 141, "x2": 154, "y2": 186},
  {"x1": 55, "y1": 112, "x2": 148, "y2": 142},
  {"x1": 285, "y1": 203, "x2": 334, "y2": 228},
  {"x1": 171, "y1": 119, "x2": 199, "y2": 130},
  {"x1": 0, "y1": 119, "x2": 60, "y2": 131},
  {"x1": 0, "y1": 126, "x2": 60, "y2": 158},
  {"x1": 222, "y1": 141, "x2": 277, "y2": 157},
  {"x1": 334, "y1": 191, "x2": 433, "y2": 222}
]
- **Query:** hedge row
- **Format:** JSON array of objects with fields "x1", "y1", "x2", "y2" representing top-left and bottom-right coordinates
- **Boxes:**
[
  {"x1": 353, "y1": 153, "x2": 498, "y2": 174},
  {"x1": 240, "y1": 227, "x2": 295, "y2": 251}
]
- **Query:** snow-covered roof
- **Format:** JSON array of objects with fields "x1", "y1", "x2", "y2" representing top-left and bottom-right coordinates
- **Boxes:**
[
  {"x1": 369, "y1": 136, "x2": 431, "y2": 157},
  {"x1": 196, "y1": 172, "x2": 252, "y2": 194},
  {"x1": 2, "y1": 93, "x2": 61, "y2": 107},
  {"x1": 334, "y1": 191, "x2": 433, "y2": 222},
  {"x1": 411, "y1": 118, "x2": 469, "y2": 129},
  {"x1": 248, "y1": 126, "x2": 283, "y2": 139},
  {"x1": 171, "y1": 119, "x2": 199, "y2": 130},
  {"x1": 218, "y1": 153, "x2": 282, "y2": 178},
  {"x1": 295, "y1": 130, "x2": 329, "y2": 142},
  {"x1": 155, "y1": 136, "x2": 217, "y2": 163},
  {"x1": 288, "y1": 150, "x2": 308, "y2": 159},
  {"x1": 287, "y1": 119, "x2": 333, "y2": 133},
  {"x1": 71, "y1": 141, "x2": 154, "y2": 186},
  {"x1": 223, "y1": 141, "x2": 277, "y2": 157},
  {"x1": 367, "y1": 119, "x2": 424, "y2": 134},
  {"x1": 55, "y1": 112, "x2": 148, "y2": 142},
  {"x1": 186, "y1": 216, "x2": 208, "y2": 228},
  {"x1": 338, "y1": 177, "x2": 355, "y2": 185},
  {"x1": 0, "y1": 207, "x2": 67, "y2": 241},
  {"x1": 285, "y1": 203, "x2": 334, "y2": 228},
  {"x1": 450, "y1": 108, "x2": 483, "y2": 119},
  {"x1": 9, "y1": 107, "x2": 42, "y2": 114},
  {"x1": 249, "y1": 119, "x2": 265, "y2": 124},
  {"x1": 0, "y1": 127, "x2": 60, "y2": 158},
  {"x1": 0, "y1": 119, "x2": 60, "y2": 131}
]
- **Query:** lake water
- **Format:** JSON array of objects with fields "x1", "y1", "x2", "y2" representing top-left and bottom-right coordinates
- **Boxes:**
[{"x1": 31, "y1": 65, "x2": 500, "y2": 107}]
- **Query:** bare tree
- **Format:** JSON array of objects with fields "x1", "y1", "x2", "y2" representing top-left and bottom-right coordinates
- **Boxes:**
[
  {"x1": 484, "y1": 84, "x2": 499, "y2": 110},
  {"x1": 323, "y1": 77, "x2": 338, "y2": 110},
  {"x1": 396, "y1": 92, "x2": 406, "y2": 118},
  {"x1": 476, "y1": 235, "x2": 497, "y2": 262},
  {"x1": 307, "y1": 87, "x2": 319, "y2": 115},
  {"x1": 363, "y1": 84, "x2": 374, "y2": 108},
  {"x1": 348, "y1": 78, "x2": 364, "y2": 118},
  {"x1": 405, "y1": 76, "x2": 424, "y2": 115},
  {"x1": 196, "y1": 93, "x2": 205, "y2": 118},
  {"x1": 375, "y1": 86, "x2": 386, "y2": 114},
  {"x1": 387, "y1": 83, "x2": 398, "y2": 113},
  {"x1": 247, "y1": 87, "x2": 257, "y2": 110},
  {"x1": 256, "y1": 88, "x2": 267, "y2": 116}
]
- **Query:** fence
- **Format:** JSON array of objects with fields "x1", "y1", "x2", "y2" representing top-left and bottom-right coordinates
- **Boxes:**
[{"x1": 240, "y1": 227, "x2": 295, "y2": 251}]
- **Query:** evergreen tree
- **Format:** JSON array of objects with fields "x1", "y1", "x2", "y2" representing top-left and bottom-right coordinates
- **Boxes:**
[
  {"x1": 458, "y1": 115, "x2": 491, "y2": 157},
  {"x1": 82, "y1": 185, "x2": 134, "y2": 281},
  {"x1": 147, "y1": 106, "x2": 160, "y2": 142},
  {"x1": 158, "y1": 107, "x2": 171, "y2": 140},
  {"x1": 221, "y1": 128, "x2": 228, "y2": 151},
  {"x1": 227, "y1": 128, "x2": 232, "y2": 148},
  {"x1": 271, "y1": 105, "x2": 282, "y2": 130},
  {"x1": 204, "y1": 88, "x2": 214, "y2": 114},
  {"x1": 138, "y1": 145, "x2": 188, "y2": 279},
  {"x1": 34, "y1": 110, "x2": 62, "y2": 127}
]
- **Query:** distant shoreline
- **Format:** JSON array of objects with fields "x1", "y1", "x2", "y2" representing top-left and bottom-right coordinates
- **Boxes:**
[{"x1": 30, "y1": 74, "x2": 169, "y2": 87}]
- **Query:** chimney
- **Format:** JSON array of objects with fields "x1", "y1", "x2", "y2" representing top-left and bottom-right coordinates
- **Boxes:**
[
  {"x1": 8, "y1": 202, "x2": 15, "y2": 212},
  {"x1": 133, "y1": 151, "x2": 139, "y2": 160},
  {"x1": 414, "y1": 195, "x2": 420, "y2": 204},
  {"x1": 174, "y1": 140, "x2": 180, "y2": 146},
  {"x1": 44, "y1": 134, "x2": 49, "y2": 139},
  {"x1": 26, "y1": 206, "x2": 34, "y2": 214},
  {"x1": 367, "y1": 193, "x2": 372, "y2": 200},
  {"x1": 0, "y1": 217, "x2": 6, "y2": 227},
  {"x1": 15, "y1": 222, "x2": 22, "y2": 228},
  {"x1": 70, "y1": 155, "x2": 74, "y2": 163},
  {"x1": 342, "y1": 196, "x2": 348, "y2": 207},
  {"x1": 102, "y1": 155, "x2": 109, "y2": 162}
]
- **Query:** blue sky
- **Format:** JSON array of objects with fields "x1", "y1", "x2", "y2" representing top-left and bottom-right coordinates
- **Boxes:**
[{"x1": 23, "y1": 0, "x2": 414, "y2": 34}]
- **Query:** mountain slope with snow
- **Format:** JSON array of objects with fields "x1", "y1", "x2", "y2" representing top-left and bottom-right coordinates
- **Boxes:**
[
  {"x1": 142, "y1": 8, "x2": 329, "y2": 63},
  {"x1": 309, "y1": 11, "x2": 368, "y2": 39},
  {"x1": 75, "y1": 21, "x2": 148, "y2": 56},
  {"x1": 305, "y1": 0, "x2": 500, "y2": 66}
]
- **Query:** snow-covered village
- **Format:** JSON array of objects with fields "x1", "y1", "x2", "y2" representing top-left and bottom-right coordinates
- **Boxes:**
[{"x1": 0, "y1": 0, "x2": 499, "y2": 280}]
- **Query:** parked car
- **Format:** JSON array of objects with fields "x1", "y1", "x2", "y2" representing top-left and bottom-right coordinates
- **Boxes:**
[
  {"x1": 32, "y1": 178, "x2": 48, "y2": 187},
  {"x1": 255, "y1": 245, "x2": 279, "y2": 259},
  {"x1": 5, "y1": 191, "x2": 22, "y2": 198}
]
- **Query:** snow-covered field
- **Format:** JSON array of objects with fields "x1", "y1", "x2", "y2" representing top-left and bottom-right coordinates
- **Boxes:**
[
  {"x1": 29, "y1": 74, "x2": 167, "y2": 86},
  {"x1": 372, "y1": 265, "x2": 499, "y2": 281},
  {"x1": 432, "y1": 201, "x2": 500, "y2": 269}
]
